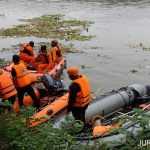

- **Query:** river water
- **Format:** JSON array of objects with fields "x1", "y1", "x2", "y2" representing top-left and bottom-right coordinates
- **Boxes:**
[{"x1": 0, "y1": 0, "x2": 150, "y2": 94}]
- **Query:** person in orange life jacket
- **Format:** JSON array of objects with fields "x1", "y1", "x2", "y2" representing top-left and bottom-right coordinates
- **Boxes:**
[
  {"x1": 11, "y1": 55, "x2": 40, "y2": 108},
  {"x1": 32, "y1": 45, "x2": 53, "y2": 72},
  {"x1": 92, "y1": 116, "x2": 122, "y2": 136},
  {"x1": 67, "y1": 66, "x2": 91, "y2": 124},
  {"x1": 0, "y1": 69, "x2": 17, "y2": 105},
  {"x1": 19, "y1": 41, "x2": 35, "y2": 64},
  {"x1": 51, "y1": 40, "x2": 63, "y2": 63}
]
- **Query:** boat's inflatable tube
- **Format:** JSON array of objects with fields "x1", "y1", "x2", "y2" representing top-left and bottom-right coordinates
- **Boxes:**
[
  {"x1": 23, "y1": 88, "x2": 40, "y2": 107},
  {"x1": 30, "y1": 58, "x2": 66, "y2": 82},
  {"x1": 85, "y1": 84, "x2": 147, "y2": 123},
  {"x1": 54, "y1": 84, "x2": 147, "y2": 128},
  {"x1": 30, "y1": 84, "x2": 147, "y2": 128},
  {"x1": 13, "y1": 88, "x2": 40, "y2": 113},
  {"x1": 53, "y1": 84, "x2": 149, "y2": 148},
  {"x1": 30, "y1": 93, "x2": 69, "y2": 127},
  {"x1": 3, "y1": 58, "x2": 66, "y2": 83}
]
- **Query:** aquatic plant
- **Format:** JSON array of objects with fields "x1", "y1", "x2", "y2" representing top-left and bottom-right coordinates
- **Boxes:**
[
  {"x1": 130, "y1": 69, "x2": 138, "y2": 73},
  {"x1": 0, "y1": 14, "x2": 94, "y2": 41},
  {"x1": 0, "y1": 58, "x2": 10, "y2": 68},
  {"x1": 128, "y1": 43, "x2": 150, "y2": 51},
  {"x1": 1, "y1": 42, "x2": 77, "y2": 54}
]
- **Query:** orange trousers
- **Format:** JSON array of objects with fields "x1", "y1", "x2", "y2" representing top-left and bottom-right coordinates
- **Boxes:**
[
  {"x1": 20, "y1": 53, "x2": 35, "y2": 64},
  {"x1": 37, "y1": 64, "x2": 48, "y2": 73},
  {"x1": 54, "y1": 57, "x2": 63, "y2": 64}
]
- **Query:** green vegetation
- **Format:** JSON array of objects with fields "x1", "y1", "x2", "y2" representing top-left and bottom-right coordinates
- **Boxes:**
[
  {"x1": 1, "y1": 42, "x2": 77, "y2": 54},
  {"x1": 130, "y1": 69, "x2": 138, "y2": 73},
  {"x1": 0, "y1": 14, "x2": 94, "y2": 41},
  {"x1": 35, "y1": 42, "x2": 77, "y2": 53},
  {"x1": 0, "y1": 102, "x2": 149, "y2": 150},
  {"x1": 0, "y1": 14, "x2": 94, "y2": 54},
  {"x1": 113, "y1": 109, "x2": 150, "y2": 150},
  {"x1": 0, "y1": 58, "x2": 10, "y2": 68},
  {"x1": 128, "y1": 43, "x2": 150, "y2": 51},
  {"x1": 0, "y1": 104, "x2": 88, "y2": 150}
]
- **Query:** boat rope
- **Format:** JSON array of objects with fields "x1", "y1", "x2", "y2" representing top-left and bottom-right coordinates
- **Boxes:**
[
  {"x1": 115, "y1": 90, "x2": 127, "y2": 106},
  {"x1": 131, "y1": 103, "x2": 150, "y2": 117}
]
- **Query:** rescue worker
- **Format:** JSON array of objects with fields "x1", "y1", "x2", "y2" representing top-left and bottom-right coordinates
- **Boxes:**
[
  {"x1": 19, "y1": 41, "x2": 35, "y2": 64},
  {"x1": 32, "y1": 45, "x2": 53, "y2": 72},
  {"x1": 0, "y1": 69, "x2": 17, "y2": 105},
  {"x1": 51, "y1": 40, "x2": 63, "y2": 63},
  {"x1": 92, "y1": 116, "x2": 122, "y2": 136},
  {"x1": 11, "y1": 54, "x2": 40, "y2": 109},
  {"x1": 67, "y1": 66, "x2": 91, "y2": 124}
]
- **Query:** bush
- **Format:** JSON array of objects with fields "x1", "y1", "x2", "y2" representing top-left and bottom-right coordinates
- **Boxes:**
[
  {"x1": 0, "y1": 103, "x2": 87, "y2": 150},
  {"x1": 0, "y1": 102, "x2": 149, "y2": 150}
]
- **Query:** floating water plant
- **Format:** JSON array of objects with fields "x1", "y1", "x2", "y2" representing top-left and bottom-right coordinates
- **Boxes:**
[
  {"x1": 128, "y1": 43, "x2": 150, "y2": 51},
  {"x1": 130, "y1": 69, "x2": 138, "y2": 73},
  {"x1": 0, "y1": 14, "x2": 94, "y2": 41},
  {"x1": 0, "y1": 58, "x2": 10, "y2": 68},
  {"x1": 1, "y1": 42, "x2": 77, "y2": 54}
]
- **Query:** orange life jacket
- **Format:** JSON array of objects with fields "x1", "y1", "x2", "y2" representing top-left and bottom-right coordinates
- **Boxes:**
[
  {"x1": 36, "y1": 51, "x2": 52, "y2": 64},
  {"x1": 20, "y1": 43, "x2": 34, "y2": 56},
  {"x1": 93, "y1": 126, "x2": 111, "y2": 136},
  {"x1": 51, "y1": 45, "x2": 63, "y2": 63},
  {"x1": 72, "y1": 75, "x2": 91, "y2": 107},
  {"x1": 0, "y1": 72, "x2": 17, "y2": 100},
  {"x1": 12, "y1": 63, "x2": 31, "y2": 88},
  {"x1": 92, "y1": 121, "x2": 122, "y2": 136}
]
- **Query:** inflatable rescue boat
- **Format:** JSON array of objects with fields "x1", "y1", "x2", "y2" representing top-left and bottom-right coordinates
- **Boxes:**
[
  {"x1": 13, "y1": 74, "x2": 68, "y2": 115},
  {"x1": 53, "y1": 84, "x2": 150, "y2": 148},
  {"x1": 30, "y1": 83, "x2": 150, "y2": 131},
  {"x1": 3, "y1": 58, "x2": 66, "y2": 83}
]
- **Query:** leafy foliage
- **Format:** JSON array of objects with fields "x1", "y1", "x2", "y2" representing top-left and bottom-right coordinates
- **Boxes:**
[
  {"x1": 0, "y1": 102, "x2": 150, "y2": 150},
  {"x1": 0, "y1": 103, "x2": 87, "y2": 150}
]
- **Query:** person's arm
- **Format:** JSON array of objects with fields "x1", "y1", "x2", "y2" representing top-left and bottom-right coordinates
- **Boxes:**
[
  {"x1": 34, "y1": 54, "x2": 41, "y2": 62},
  {"x1": 11, "y1": 68, "x2": 17, "y2": 84},
  {"x1": 51, "y1": 47, "x2": 56, "y2": 62},
  {"x1": 28, "y1": 46, "x2": 34, "y2": 56},
  {"x1": 11, "y1": 68, "x2": 16, "y2": 77},
  {"x1": 67, "y1": 82, "x2": 80, "y2": 112},
  {"x1": 46, "y1": 53, "x2": 53, "y2": 70}
]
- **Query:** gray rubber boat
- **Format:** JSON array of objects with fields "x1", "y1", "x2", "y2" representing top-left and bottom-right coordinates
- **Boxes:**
[{"x1": 54, "y1": 84, "x2": 150, "y2": 148}]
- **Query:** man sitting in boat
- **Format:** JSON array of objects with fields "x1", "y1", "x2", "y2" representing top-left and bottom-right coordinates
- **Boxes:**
[
  {"x1": 19, "y1": 41, "x2": 35, "y2": 65},
  {"x1": 51, "y1": 40, "x2": 63, "y2": 64},
  {"x1": 32, "y1": 45, "x2": 53, "y2": 73},
  {"x1": 92, "y1": 116, "x2": 122, "y2": 136},
  {"x1": 67, "y1": 66, "x2": 91, "y2": 125}
]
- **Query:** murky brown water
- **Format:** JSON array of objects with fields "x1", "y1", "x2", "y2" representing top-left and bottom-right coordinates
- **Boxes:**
[{"x1": 1, "y1": 0, "x2": 150, "y2": 94}]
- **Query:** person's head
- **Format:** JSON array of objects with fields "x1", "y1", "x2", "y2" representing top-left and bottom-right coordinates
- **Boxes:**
[
  {"x1": 40, "y1": 45, "x2": 47, "y2": 54},
  {"x1": 12, "y1": 54, "x2": 20, "y2": 63},
  {"x1": 67, "y1": 66, "x2": 79, "y2": 80},
  {"x1": 51, "y1": 40, "x2": 58, "y2": 47},
  {"x1": 29, "y1": 41, "x2": 34, "y2": 47},
  {"x1": 0, "y1": 69, "x2": 3, "y2": 75}
]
